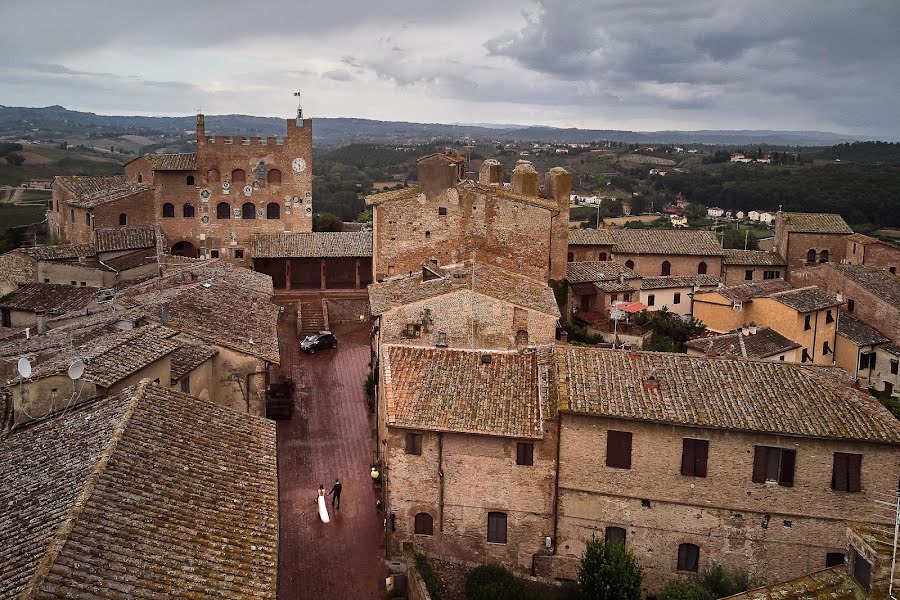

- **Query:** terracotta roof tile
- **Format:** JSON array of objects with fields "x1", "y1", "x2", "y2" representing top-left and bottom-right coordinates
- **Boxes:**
[
  {"x1": 557, "y1": 346, "x2": 900, "y2": 442},
  {"x1": 55, "y1": 175, "x2": 126, "y2": 197},
  {"x1": 66, "y1": 181, "x2": 153, "y2": 209},
  {"x1": 607, "y1": 229, "x2": 724, "y2": 256},
  {"x1": 383, "y1": 345, "x2": 546, "y2": 438},
  {"x1": 697, "y1": 280, "x2": 794, "y2": 303},
  {"x1": 169, "y1": 340, "x2": 218, "y2": 382},
  {"x1": 0, "y1": 283, "x2": 97, "y2": 315},
  {"x1": 831, "y1": 264, "x2": 900, "y2": 307},
  {"x1": 767, "y1": 286, "x2": 840, "y2": 312},
  {"x1": 566, "y1": 261, "x2": 639, "y2": 284},
  {"x1": 722, "y1": 567, "x2": 863, "y2": 600},
  {"x1": 846, "y1": 232, "x2": 878, "y2": 245},
  {"x1": 685, "y1": 327, "x2": 800, "y2": 359},
  {"x1": 17, "y1": 244, "x2": 95, "y2": 261},
  {"x1": 368, "y1": 261, "x2": 559, "y2": 317},
  {"x1": 780, "y1": 212, "x2": 853, "y2": 234},
  {"x1": 640, "y1": 275, "x2": 720, "y2": 289},
  {"x1": 144, "y1": 152, "x2": 197, "y2": 171},
  {"x1": 251, "y1": 231, "x2": 372, "y2": 258},
  {"x1": 101, "y1": 248, "x2": 157, "y2": 272},
  {"x1": 567, "y1": 228, "x2": 616, "y2": 246},
  {"x1": 0, "y1": 381, "x2": 278, "y2": 599},
  {"x1": 722, "y1": 249, "x2": 786, "y2": 266},
  {"x1": 94, "y1": 226, "x2": 156, "y2": 253},
  {"x1": 366, "y1": 186, "x2": 422, "y2": 206},
  {"x1": 837, "y1": 311, "x2": 891, "y2": 346}
]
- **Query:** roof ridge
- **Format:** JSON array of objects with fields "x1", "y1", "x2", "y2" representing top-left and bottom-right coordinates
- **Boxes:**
[{"x1": 21, "y1": 382, "x2": 147, "y2": 598}]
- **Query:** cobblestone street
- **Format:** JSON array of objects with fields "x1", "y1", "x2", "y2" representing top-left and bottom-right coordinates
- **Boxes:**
[{"x1": 275, "y1": 312, "x2": 386, "y2": 599}]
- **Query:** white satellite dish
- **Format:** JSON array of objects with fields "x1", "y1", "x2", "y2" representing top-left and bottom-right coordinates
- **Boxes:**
[
  {"x1": 68, "y1": 358, "x2": 85, "y2": 381},
  {"x1": 17, "y1": 357, "x2": 32, "y2": 379}
]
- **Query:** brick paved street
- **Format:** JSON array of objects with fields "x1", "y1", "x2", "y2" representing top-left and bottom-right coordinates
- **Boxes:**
[{"x1": 276, "y1": 312, "x2": 386, "y2": 599}]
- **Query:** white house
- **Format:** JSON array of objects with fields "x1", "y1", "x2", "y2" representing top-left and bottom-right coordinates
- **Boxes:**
[
  {"x1": 670, "y1": 215, "x2": 689, "y2": 227},
  {"x1": 748, "y1": 210, "x2": 761, "y2": 221},
  {"x1": 736, "y1": 211, "x2": 745, "y2": 220},
  {"x1": 759, "y1": 212, "x2": 775, "y2": 225},
  {"x1": 707, "y1": 207, "x2": 725, "y2": 218}
]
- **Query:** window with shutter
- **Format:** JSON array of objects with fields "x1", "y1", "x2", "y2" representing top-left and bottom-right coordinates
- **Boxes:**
[
  {"x1": 487, "y1": 512, "x2": 507, "y2": 544},
  {"x1": 414, "y1": 513, "x2": 434, "y2": 535},
  {"x1": 606, "y1": 430, "x2": 633, "y2": 469},
  {"x1": 752, "y1": 446, "x2": 795, "y2": 487},
  {"x1": 681, "y1": 439, "x2": 709, "y2": 477},
  {"x1": 852, "y1": 549, "x2": 872, "y2": 590},
  {"x1": 605, "y1": 526, "x2": 626, "y2": 545},
  {"x1": 516, "y1": 442, "x2": 534, "y2": 466},
  {"x1": 677, "y1": 543, "x2": 700, "y2": 572},
  {"x1": 832, "y1": 452, "x2": 862, "y2": 492},
  {"x1": 405, "y1": 433, "x2": 423, "y2": 455}
]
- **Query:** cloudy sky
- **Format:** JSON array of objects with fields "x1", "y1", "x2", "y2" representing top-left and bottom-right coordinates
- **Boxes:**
[{"x1": 2, "y1": 1, "x2": 899, "y2": 137}]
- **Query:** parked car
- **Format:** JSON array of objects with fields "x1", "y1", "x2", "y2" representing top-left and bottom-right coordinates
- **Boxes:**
[{"x1": 301, "y1": 331, "x2": 337, "y2": 353}]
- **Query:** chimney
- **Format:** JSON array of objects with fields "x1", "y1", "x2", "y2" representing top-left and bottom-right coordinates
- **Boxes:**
[
  {"x1": 510, "y1": 161, "x2": 539, "y2": 196},
  {"x1": 36, "y1": 311, "x2": 47, "y2": 335},
  {"x1": 544, "y1": 167, "x2": 572, "y2": 205},
  {"x1": 478, "y1": 159, "x2": 503, "y2": 185},
  {"x1": 559, "y1": 330, "x2": 568, "y2": 344},
  {"x1": 196, "y1": 113, "x2": 205, "y2": 140}
]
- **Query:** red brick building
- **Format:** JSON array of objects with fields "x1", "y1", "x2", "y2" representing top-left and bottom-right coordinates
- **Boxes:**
[
  {"x1": 845, "y1": 232, "x2": 900, "y2": 275},
  {"x1": 773, "y1": 212, "x2": 852, "y2": 279}
]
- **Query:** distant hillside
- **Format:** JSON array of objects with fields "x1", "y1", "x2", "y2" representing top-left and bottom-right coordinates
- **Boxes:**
[{"x1": 0, "y1": 105, "x2": 869, "y2": 148}]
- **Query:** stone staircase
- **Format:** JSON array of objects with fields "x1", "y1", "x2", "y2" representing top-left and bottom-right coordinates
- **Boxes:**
[{"x1": 299, "y1": 300, "x2": 328, "y2": 335}]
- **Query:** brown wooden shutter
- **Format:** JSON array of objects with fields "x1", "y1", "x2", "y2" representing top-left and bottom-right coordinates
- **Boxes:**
[
  {"x1": 833, "y1": 453, "x2": 849, "y2": 491},
  {"x1": 694, "y1": 440, "x2": 709, "y2": 478},
  {"x1": 779, "y1": 449, "x2": 796, "y2": 487},
  {"x1": 607, "y1": 431, "x2": 632, "y2": 469},
  {"x1": 752, "y1": 446, "x2": 767, "y2": 483},
  {"x1": 681, "y1": 439, "x2": 694, "y2": 476},
  {"x1": 848, "y1": 454, "x2": 862, "y2": 492}
]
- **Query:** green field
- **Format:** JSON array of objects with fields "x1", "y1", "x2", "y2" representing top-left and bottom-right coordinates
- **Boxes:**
[{"x1": 0, "y1": 204, "x2": 47, "y2": 231}]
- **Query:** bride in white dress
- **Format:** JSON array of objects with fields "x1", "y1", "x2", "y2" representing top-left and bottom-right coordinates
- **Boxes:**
[{"x1": 317, "y1": 484, "x2": 330, "y2": 523}]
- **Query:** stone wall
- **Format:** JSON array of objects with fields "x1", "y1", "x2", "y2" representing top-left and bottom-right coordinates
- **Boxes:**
[
  {"x1": 553, "y1": 413, "x2": 899, "y2": 595},
  {"x1": 0, "y1": 251, "x2": 37, "y2": 294},
  {"x1": 721, "y1": 264, "x2": 786, "y2": 286},
  {"x1": 613, "y1": 253, "x2": 722, "y2": 279},
  {"x1": 378, "y1": 290, "x2": 557, "y2": 350},
  {"x1": 325, "y1": 298, "x2": 370, "y2": 324},
  {"x1": 93, "y1": 189, "x2": 157, "y2": 231}
]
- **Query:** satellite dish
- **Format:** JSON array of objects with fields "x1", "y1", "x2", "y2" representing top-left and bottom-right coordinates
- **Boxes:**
[
  {"x1": 68, "y1": 358, "x2": 85, "y2": 381},
  {"x1": 17, "y1": 357, "x2": 32, "y2": 379}
]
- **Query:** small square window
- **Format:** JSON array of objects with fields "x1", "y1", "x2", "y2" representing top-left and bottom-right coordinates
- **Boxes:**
[
  {"x1": 233, "y1": 248, "x2": 245, "y2": 260},
  {"x1": 405, "y1": 433, "x2": 423, "y2": 455},
  {"x1": 180, "y1": 378, "x2": 190, "y2": 393},
  {"x1": 673, "y1": 292, "x2": 681, "y2": 304},
  {"x1": 745, "y1": 269, "x2": 753, "y2": 281},
  {"x1": 647, "y1": 294, "x2": 655, "y2": 307},
  {"x1": 210, "y1": 249, "x2": 220, "y2": 259},
  {"x1": 438, "y1": 207, "x2": 447, "y2": 216}
]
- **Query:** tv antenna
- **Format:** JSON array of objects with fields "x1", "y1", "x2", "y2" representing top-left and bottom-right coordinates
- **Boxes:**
[{"x1": 68, "y1": 358, "x2": 85, "y2": 381}]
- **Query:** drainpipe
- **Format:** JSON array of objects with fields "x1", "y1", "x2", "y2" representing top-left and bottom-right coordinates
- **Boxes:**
[
  {"x1": 551, "y1": 413, "x2": 562, "y2": 555},
  {"x1": 831, "y1": 310, "x2": 839, "y2": 365},
  {"x1": 438, "y1": 432, "x2": 445, "y2": 533}
]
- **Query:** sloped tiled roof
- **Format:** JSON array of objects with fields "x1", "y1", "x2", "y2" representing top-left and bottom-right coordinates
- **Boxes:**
[
  {"x1": 94, "y1": 226, "x2": 156, "y2": 253},
  {"x1": 0, "y1": 283, "x2": 97, "y2": 315},
  {"x1": 767, "y1": 286, "x2": 840, "y2": 312},
  {"x1": 608, "y1": 229, "x2": 724, "y2": 256},
  {"x1": 846, "y1": 232, "x2": 878, "y2": 245},
  {"x1": 722, "y1": 567, "x2": 863, "y2": 600},
  {"x1": 251, "y1": 231, "x2": 372, "y2": 258},
  {"x1": 101, "y1": 248, "x2": 157, "y2": 272},
  {"x1": 780, "y1": 212, "x2": 853, "y2": 234},
  {"x1": 557, "y1": 346, "x2": 900, "y2": 443},
  {"x1": 55, "y1": 175, "x2": 126, "y2": 197},
  {"x1": 686, "y1": 327, "x2": 800, "y2": 359},
  {"x1": 368, "y1": 261, "x2": 559, "y2": 317},
  {"x1": 722, "y1": 249, "x2": 786, "y2": 266},
  {"x1": 837, "y1": 311, "x2": 891, "y2": 346},
  {"x1": 17, "y1": 244, "x2": 95, "y2": 261},
  {"x1": 28, "y1": 323, "x2": 181, "y2": 388},
  {"x1": 0, "y1": 381, "x2": 278, "y2": 599},
  {"x1": 169, "y1": 340, "x2": 219, "y2": 381},
  {"x1": 67, "y1": 181, "x2": 153, "y2": 209},
  {"x1": 382, "y1": 345, "x2": 545, "y2": 438},
  {"x1": 366, "y1": 186, "x2": 422, "y2": 206},
  {"x1": 567, "y1": 228, "x2": 616, "y2": 246},
  {"x1": 831, "y1": 264, "x2": 900, "y2": 307},
  {"x1": 698, "y1": 279, "x2": 794, "y2": 303},
  {"x1": 145, "y1": 152, "x2": 197, "y2": 171},
  {"x1": 566, "y1": 261, "x2": 639, "y2": 284},
  {"x1": 640, "y1": 275, "x2": 720, "y2": 290}
]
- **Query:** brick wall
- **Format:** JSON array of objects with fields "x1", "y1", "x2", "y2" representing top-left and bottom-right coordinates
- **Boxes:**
[
  {"x1": 612, "y1": 253, "x2": 722, "y2": 279},
  {"x1": 553, "y1": 413, "x2": 899, "y2": 594},
  {"x1": 777, "y1": 232, "x2": 848, "y2": 280},
  {"x1": 721, "y1": 264, "x2": 785, "y2": 286},
  {"x1": 568, "y1": 244, "x2": 614, "y2": 263},
  {"x1": 792, "y1": 265, "x2": 900, "y2": 344},
  {"x1": 378, "y1": 290, "x2": 557, "y2": 349},
  {"x1": 863, "y1": 243, "x2": 900, "y2": 273}
]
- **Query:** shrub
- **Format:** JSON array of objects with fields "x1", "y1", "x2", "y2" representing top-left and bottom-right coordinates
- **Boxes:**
[
  {"x1": 658, "y1": 580, "x2": 714, "y2": 600},
  {"x1": 465, "y1": 564, "x2": 523, "y2": 600},
  {"x1": 693, "y1": 564, "x2": 750, "y2": 597},
  {"x1": 576, "y1": 536, "x2": 642, "y2": 600},
  {"x1": 413, "y1": 553, "x2": 445, "y2": 600}
]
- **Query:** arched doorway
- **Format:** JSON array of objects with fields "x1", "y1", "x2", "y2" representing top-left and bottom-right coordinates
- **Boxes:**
[{"x1": 171, "y1": 241, "x2": 199, "y2": 258}]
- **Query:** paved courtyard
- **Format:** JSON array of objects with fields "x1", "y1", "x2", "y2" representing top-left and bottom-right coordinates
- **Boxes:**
[{"x1": 275, "y1": 313, "x2": 386, "y2": 599}]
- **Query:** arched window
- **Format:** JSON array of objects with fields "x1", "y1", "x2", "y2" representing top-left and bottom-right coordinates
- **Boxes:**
[
  {"x1": 162, "y1": 203, "x2": 175, "y2": 218},
  {"x1": 232, "y1": 169, "x2": 246, "y2": 184},
  {"x1": 186, "y1": 175, "x2": 195, "y2": 186},
  {"x1": 267, "y1": 168, "x2": 282, "y2": 185},
  {"x1": 242, "y1": 202, "x2": 256, "y2": 220},
  {"x1": 207, "y1": 168, "x2": 220, "y2": 183},
  {"x1": 414, "y1": 513, "x2": 433, "y2": 535},
  {"x1": 119, "y1": 213, "x2": 127, "y2": 226},
  {"x1": 599, "y1": 252, "x2": 608, "y2": 261},
  {"x1": 677, "y1": 543, "x2": 700, "y2": 572},
  {"x1": 625, "y1": 260, "x2": 635, "y2": 269},
  {"x1": 819, "y1": 249, "x2": 829, "y2": 263},
  {"x1": 515, "y1": 329, "x2": 529, "y2": 346},
  {"x1": 266, "y1": 202, "x2": 280, "y2": 219},
  {"x1": 216, "y1": 202, "x2": 231, "y2": 220},
  {"x1": 85, "y1": 211, "x2": 91, "y2": 225},
  {"x1": 661, "y1": 260, "x2": 671, "y2": 276},
  {"x1": 806, "y1": 249, "x2": 817, "y2": 264},
  {"x1": 698, "y1": 261, "x2": 707, "y2": 275},
  {"x1": 183, "y1": 203, "x2": 196, "y2": 218}
]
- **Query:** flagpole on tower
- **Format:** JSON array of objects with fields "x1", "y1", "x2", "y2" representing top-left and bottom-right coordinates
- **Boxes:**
[{"x1": 293, "y1": 90, "x2": 303, "y2": 120}]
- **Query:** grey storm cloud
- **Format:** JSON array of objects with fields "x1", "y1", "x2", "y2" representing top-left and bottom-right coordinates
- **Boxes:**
[{"x1": 0, "y1": 0, "x2": 898, "y2": 136}]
